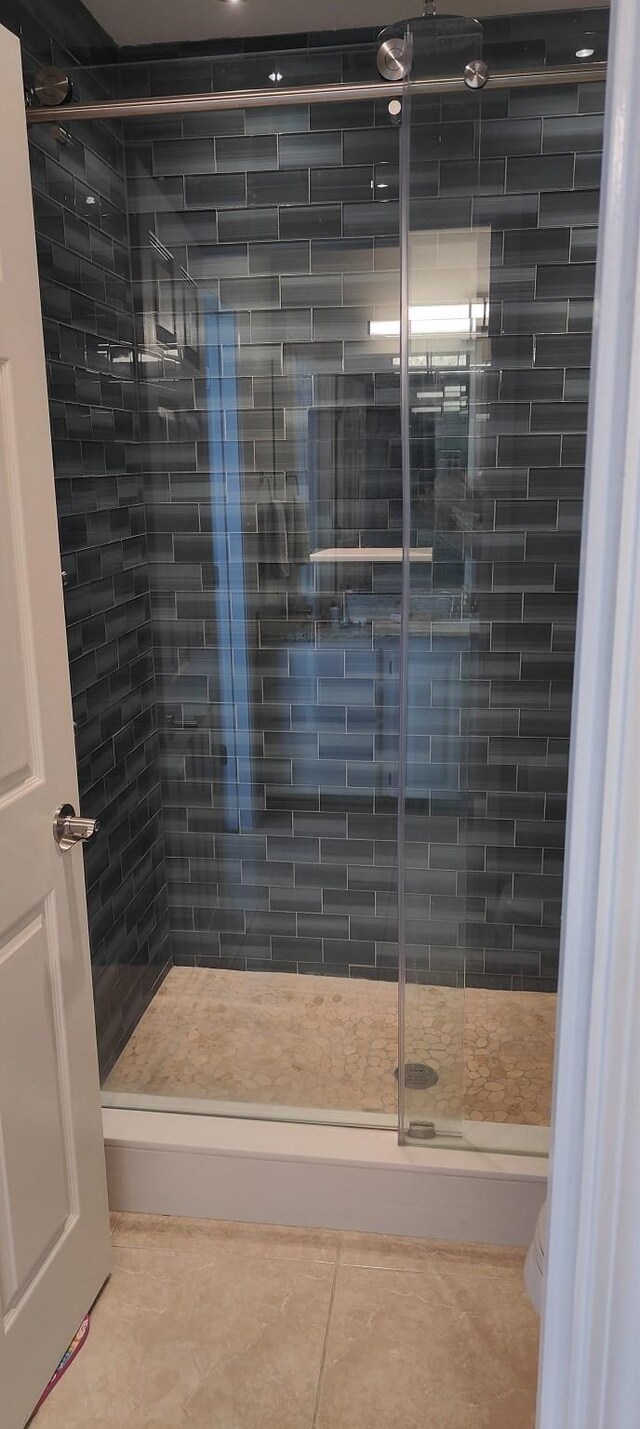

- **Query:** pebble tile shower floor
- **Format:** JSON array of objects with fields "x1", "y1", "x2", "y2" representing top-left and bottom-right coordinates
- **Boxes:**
[
  {"x1": 105, "y1": 967, "x2": 555, "y2": 1125},
  {"x1": 31, "y1": 1214, "x2": 539, "y2": 1429}
]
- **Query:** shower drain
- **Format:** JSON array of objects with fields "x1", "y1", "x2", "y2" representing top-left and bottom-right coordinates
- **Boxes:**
[{"x1": 394, "y1": 1062, "x2": 439, "y2": 1090}]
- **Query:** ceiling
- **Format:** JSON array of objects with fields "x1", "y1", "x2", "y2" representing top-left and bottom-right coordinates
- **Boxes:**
[{"x1": 83, "y1": 0, "x2": 608, "y2": 50}]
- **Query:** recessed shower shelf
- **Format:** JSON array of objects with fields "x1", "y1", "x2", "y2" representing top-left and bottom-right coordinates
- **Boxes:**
[{"x1": 309, "y1": 547, "x2": 433, "y2": 563}]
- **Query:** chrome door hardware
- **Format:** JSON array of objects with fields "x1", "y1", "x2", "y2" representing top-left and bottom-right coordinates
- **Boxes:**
[
  {"x1": 464, "y1": 59, "x2": 490, "y2": 89},
  {"x1": 32, "y1": 67, "x2": 73, "y2": 107},
  {"x1": 53, "y1": 804, "x2": 99, "y2": 851}
]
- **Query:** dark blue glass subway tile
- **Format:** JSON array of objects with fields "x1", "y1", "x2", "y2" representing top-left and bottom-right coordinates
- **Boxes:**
[
  {"x1": 270, "y1": 886, "x2": 323, "y2": 915},
  {"x1": 311, "y1": 100, "x2": 375, "y2": 131},
  {"x1": 249, "y1": 240, "x2": 310, "y2": 274},
  {"x1": 215, "y1": 134, "x2": 279, "y2": 172},
  {"x1": 412, "y1": 121, "x2": 476, "y2": 161},
  {"x1": 154, "y1": 210, "x2": 218, "y2": 246},
  {"x1": 215, "y1": 274, "x2": 280, "y2": 310},
  {"x1": 570, "y1": 228, "x2": 598, "y2": 263},
  {"x1": 187, "y1": 242, "x2": 249, "y2": 276},
  {"x1": 539, "y1": 188, "x2": 600, "y2": 227},
  {"x1": 501, "y1": 299, "x2": 569, "y2": 334},
  {"x1": 276, "y1": 204, "x2": 344, "y2": 242},
  {"x1": 218, "y1": 206, "x2": 280, "y2": 242},
  {"x1": 534, "y1": 332, "x2": 592, "y2": 368},
  {"x1": 310, "y1": 166, "x2": 375, "y2": 203},
  {"x1": 279, "y1": 130, "x2": 343, "y2": 168},
  {"x1": 500, "y1": 368, "x2": 564, "y2": 402},
  {"x1": 152, "y1": 137, "x2": 215, "y2": 175},
  {"x1": 508, "y1": 83, "x2": 579, "y2": 119},
  {"x1": 542, "y1": 112, "x2": 605, "y2": 154},
  {"x1": 561, "y1": 433, "x2": 588, "y2": 466},
  {"x1": 480, "y1": 118, "x2": 543, "y2": 157},
  {"x1": 310, "y1": 237, "x2": 374, "y2": 272},
  {"x1": 270, "y1": 936, "x2": 324, "y2": 962},
  {"x1": 507, "y1": 154, "x2": 574, "y2": 194},
  {"x1": 439, "y1": 157, "x2": 505, "y2": 195},
  {"x1": 243, "y1": 103, "x2": 309, "y2": 139},
  {"x1": 530, "y1": 402, "x2": 589, "y2": 433},
  {"x1": 489, "y1": 334, "x2": 535, "y2": 369},
  {"x1": 312, "y1": 306, "x2": 369, "y2": 340},
  {"x1": 574, "y1": 151, "x2": 602, "y2": 188},
  {"x1": 283, "y1": 341, "x2": 343, "y2": 374},
  {"x1": 290, "y1": 857, "x2": 348, "y2": 895},
  {"x1": 578, "y1": 80, "x2": 606, "y2": 116},
  {"x1": 536, "y1": 263, "x2": 596, "y2": 299},
  {"x1": 183, "y1": 173, "x2": 247, "y2": 208},
  {"x1": 344, "y1": 201, "x2": 398, "y2": 239},
  {"x1": 173, "y1": 109, "x2": 242, "y2": 139},
  {"x1": 247, "y1": 169, "x2": 310, "y2": 207},
  {"x1": 342, "y1": 129, "x2": 398, "y2": 167},
  {"x1": 473, "y1": 193, "x2": 539, "y2": 228},
  {"x1": 410, "y1": 195, "x2": 472, "y2": 229},
  {"x1": 567, "y1": 299, "x2": 594, "y2": 334}
]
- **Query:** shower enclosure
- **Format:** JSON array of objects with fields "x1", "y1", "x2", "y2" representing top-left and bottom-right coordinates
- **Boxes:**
[{"x1": 25, "y1": 6, "x2": 608, "y2": 1153}]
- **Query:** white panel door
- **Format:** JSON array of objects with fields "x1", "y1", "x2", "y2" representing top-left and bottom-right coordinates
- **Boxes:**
[{"x1": 0, "y1": 24, "x2": 111, "y2": 1429}]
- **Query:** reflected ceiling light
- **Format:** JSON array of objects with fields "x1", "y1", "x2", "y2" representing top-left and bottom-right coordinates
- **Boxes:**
[
  {"x1": 370, "y1": 303, "x2": 488, "y2": 337},
  {"x1": 576, "y1": 34, "x2": 596, "y2": 58}
]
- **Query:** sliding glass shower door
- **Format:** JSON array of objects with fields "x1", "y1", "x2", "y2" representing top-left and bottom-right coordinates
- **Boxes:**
[
  {"x1": 100, "y1": 50, "x2": 409, "y2": 1125},
  {"x1": 396, "y1": 19, "x2": 486, "y2": 1144},
  {"x1": 397, "y1": 18, "x2": 604, "y2": 1147},
  {"x1": 42, "y1": 12, "x2": 606, "y2": 1143}
]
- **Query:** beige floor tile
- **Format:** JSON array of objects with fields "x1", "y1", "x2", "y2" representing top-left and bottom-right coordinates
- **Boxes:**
[
  {"x1": 32, "y1": 1246, "x2": 335, "y2": 1429},
  {"x1": 314, "y1": 1262, "x2": 539, "y2": 1429},
  {"x1": 113, "y1": 1212, "x2": 339, "y2": 1263}
]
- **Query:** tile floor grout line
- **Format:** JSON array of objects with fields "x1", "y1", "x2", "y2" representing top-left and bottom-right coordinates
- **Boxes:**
[
  {"x1": 111, "y1": 1241, "x2": 338, "y2": 1267},
  {"x1": 311, "y1": 1259, "x2": 340, "y2": 1429}
]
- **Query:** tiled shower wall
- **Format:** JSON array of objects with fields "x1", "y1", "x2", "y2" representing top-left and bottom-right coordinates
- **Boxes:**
[
  {"x1": 1, "y1": 3, "x2": 609, "y2": 1057},
  {"x1": 0, "y1": 0, "x2": 170, "y2": 1077},
  {"x1": 123, "y1": 10, "x2": 607, "y2": 991}
]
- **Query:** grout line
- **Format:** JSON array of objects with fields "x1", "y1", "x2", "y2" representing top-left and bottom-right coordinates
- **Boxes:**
[{"x1": 312, "y1": 1260, "x2": 339, "y2": 1429}]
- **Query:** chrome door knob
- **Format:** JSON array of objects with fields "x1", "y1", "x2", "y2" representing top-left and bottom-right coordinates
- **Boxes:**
[{"x1": 53, "y1": 803, "x2": 100, "y2": 851}]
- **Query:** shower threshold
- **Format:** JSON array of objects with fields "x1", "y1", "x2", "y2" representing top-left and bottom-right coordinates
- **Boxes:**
[{"x1": 102, "y1": 1105, "x2": 547, "y2": 1245}]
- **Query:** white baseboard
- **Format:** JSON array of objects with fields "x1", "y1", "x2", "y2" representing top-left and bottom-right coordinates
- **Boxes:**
[{"x1": 103, "y1": 1108, "x2": 547, "y2": 1246}]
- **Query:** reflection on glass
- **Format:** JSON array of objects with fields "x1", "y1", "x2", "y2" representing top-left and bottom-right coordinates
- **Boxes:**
[
  {"x1": 100, "y1": 102, "x2": 405, "y2": 1123},
  {"x1": 399, "y1": 218, "x2": 491, "y2": 1142}
]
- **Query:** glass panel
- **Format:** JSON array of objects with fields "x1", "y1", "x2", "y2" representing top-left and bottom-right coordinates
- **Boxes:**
[
  {"x1": 99, "y1": 88, "x2": 404, "y2": 1126},
  {"x1": 34, "y1": 15, "x2": 607, "y2": 1142},
  {"x1": 61, "y1": 41, "x2": 383, "y2": 105},
  {"x1": 398, "y1": 18, "x2": 606, "y2": 1152},
  {"x1": 398, "y1": 30, "x2": 470, "y2": 1145}
]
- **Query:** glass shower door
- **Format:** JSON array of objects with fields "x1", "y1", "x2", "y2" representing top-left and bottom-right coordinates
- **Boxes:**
[
  {"x1": 397, "y1": 18, "x2": 490, "y2": 1144},
  {"x1": 395, "y1": 12, "x2": 600, "y2": 1151},
  {"x1": 96, "y1": 47, "x2": 407, "y2": 1128}
]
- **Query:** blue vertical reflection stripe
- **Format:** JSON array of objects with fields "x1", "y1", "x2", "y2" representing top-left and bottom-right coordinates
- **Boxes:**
[{"x1": 204, "y1": 301, "x2": 253, "y2": 829}]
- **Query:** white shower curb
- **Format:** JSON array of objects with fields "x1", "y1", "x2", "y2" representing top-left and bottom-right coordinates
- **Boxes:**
[{"x1": 103, "y1": 1108, "x2": 546, "y2": 1246}]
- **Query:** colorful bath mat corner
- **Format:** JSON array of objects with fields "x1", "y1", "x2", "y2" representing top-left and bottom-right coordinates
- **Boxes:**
[{"x1": 32, "y1": 1313, "x2": 90, "y2": 1416}]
